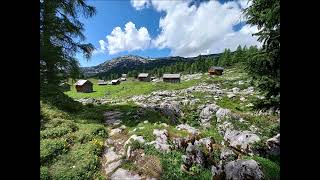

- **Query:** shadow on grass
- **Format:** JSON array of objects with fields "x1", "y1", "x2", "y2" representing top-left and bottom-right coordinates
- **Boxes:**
[
  {"x1": 41, "y1": 87, "x2": 175, "y2": 128},
  {"x1": 82, "y1": 103, "x2": 173, "y2": 128}
]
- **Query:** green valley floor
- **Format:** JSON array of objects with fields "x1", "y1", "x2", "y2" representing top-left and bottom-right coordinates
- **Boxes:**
[{"x1": 41, "y1": 67, "x2": 280, "y2": 180}]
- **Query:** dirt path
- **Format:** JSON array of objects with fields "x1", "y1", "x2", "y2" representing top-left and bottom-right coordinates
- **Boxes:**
[{"x1": 102, "y1": 111, "x2": 145, "y2": 180}]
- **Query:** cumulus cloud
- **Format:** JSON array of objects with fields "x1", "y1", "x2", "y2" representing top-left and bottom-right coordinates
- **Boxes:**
[
  {"x1": 131, "y1": 0, "x2": 260, "y2": 57},
  {"x1": 130, "y1": 0, "x2": 150, "y2": 10},
  {"x1": 98, "y1": 21, "x2": 151, "y2": 55}
]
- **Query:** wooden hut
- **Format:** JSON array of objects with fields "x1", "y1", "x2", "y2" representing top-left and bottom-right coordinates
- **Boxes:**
[
  {"x1": 74, "y1": 80, "x2": 93, "y2": 93},
  {"x1": 97, "y1": 80, "x2": 107, "y2": 85},
  {"x1": 163, "y1": 74, "x2": 181, "y2": 83},
  {"x1": 137, "y1": 73, "x2": 150, "y2": 82},
  {"x1": 208, "y1": 66, "x2": 224, "y2": 75}
]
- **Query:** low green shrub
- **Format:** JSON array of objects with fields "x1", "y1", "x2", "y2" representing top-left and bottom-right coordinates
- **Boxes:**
[
  {"x1": 41, "y1": 126, "x2": 73, "y2": 139},
  {"x1": 50, "y1": 142, "x2": 103, "y2": 180},
  {"x1": 75, "y1": 125, "x2": 107, "y2": 144},
  {"x1": 40, "y1": 166, "x2": 50, "y2": 180},
  {"x1": 40, "y1": 139, "x2": 69, "y2": 165},
  {"x1": 252, "y1": 156, "x2": 280, "y2": 180}
]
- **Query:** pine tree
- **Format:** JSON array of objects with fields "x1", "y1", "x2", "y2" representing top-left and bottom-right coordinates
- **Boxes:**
[
  {"x1": 244, "y1": 0, "x2": 280, "y2": 110},
  {"x1": 40, "y1": 0, "x2": 96, "y2": 91}
]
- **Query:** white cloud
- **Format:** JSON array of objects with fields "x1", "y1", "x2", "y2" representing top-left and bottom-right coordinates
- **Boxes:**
[
  {"x1": 130, "y1": 0, "x2": 150, "y2": 10},
  {"x1": 137, "y1": 0, "x2": 260, "y2": 57},
  {"x1": 98, "y1": 21, "x2": 151, "y2": 55}
]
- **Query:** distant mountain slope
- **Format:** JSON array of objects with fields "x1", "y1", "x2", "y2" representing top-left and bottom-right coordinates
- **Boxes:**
[{"x1": 81, "y1": 54, "x2": 221, "y2": 78}]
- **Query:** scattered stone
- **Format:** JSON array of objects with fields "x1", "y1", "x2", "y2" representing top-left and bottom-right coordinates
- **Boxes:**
[
  {"x1": 144, "y1": 120, "x2": 149, "y2": 124},
  {"x1": 176, "y1": 124, "x2": 199, "y2": 135},
  {"x1": 110, "y1": 168, "x2": 142, "y2": 180},
  {"x1": 211, "y1": 164, "x2": 224, "y2": 179},
  {"x1": 232, "y1": 87, "x2": 240, "y2": 93},
  {"x1": 181, "y1": 73, "x2": 203, "y2": 81},
  {"x1": 159, "y1": 101, "x2": 183, "y2": 122},
  {"x1": 240, "y1": 96, "x2": 246, "y2": 102},
  {"x1": 224, "y1": 159, "x2": 264, "y2": 180},
  {"x1": 104, "y1": 147, "x2": 122, "y2": 164},
  {"x1": 172, "y1": 137, "x2": 188, "y2": 150},
  {"x1": 150, "y1": 129, "x2": 171, "y2": 152},
  {"x1": 105, "y1": 160, "x2": 122, "y2": 175},
  {"x1": 195, "y1": 137, "x2": 215, "y2": 152},
  {"x1": 126, "y1": 146, "x2": 132, "y2": 159},
  {"x1": 104, "y1": 111, "x2": 122, "y2": 126},
  {"x1": 227, "y1": 93, "x2": 236, "y2": 98},
  {"x1": 124, "y1": 135, "x2": 145, "y2": 147},
  {"x1": 220, "y1": 147, "x2": 237, "y2": 162},
  {"x1": 234, "y1": 80, "x2": 244, "y2": 85},
  {"x1": 246, "y1": 103, "x2": 254, "y2": 107},
  {"x1": 200, "y1": 104, "x2": 220, "y2": 127},
  {"x1": 266, "y1": 134, "x2": 280, "y2": 156},
  {"x1": 224, "y1": 129, "x2": 260, "y2": 153},
  {"x1": 249, "y1": 125, "x2": 259, "y2": 133},
  {"x1": 216, "y1": 108, "x2": 232, "y2": 122},
  {"x1": 120, "y1": 125, "x2": 127, "y2": 129},
  {"x1": 217, "y1": 121, "x2": 234, "y2": 136},
  {"x1": 110, "y1": 128, "x2": 123, "y2": 136}
]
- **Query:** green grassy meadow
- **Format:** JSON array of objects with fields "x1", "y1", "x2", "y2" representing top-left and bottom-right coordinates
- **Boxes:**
[{"x1": 65, "y1": 76, "x2": 207, "y2": 99}]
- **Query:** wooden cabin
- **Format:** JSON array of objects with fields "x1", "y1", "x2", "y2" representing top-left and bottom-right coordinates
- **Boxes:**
[
  {"x1": 163, "y1": 74, "x2": 181, "y2": 83},
  {"x1": 111, "y1": 79, "x2": 121, "y2": 85},
  {"x1": 137, "y1": 73, "x2": 150, "y2": 82},
  {"x1": 208, "y1": 66, "x2": 224, "y2": 75},
  {"x1": 74, "y1": 80, "x2": 93, "y2": 93},
  {"x1": 97, "y1": 80, "x2": 107, "y2": 85}
]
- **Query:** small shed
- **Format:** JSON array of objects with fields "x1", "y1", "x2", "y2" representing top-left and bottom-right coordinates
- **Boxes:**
[
  {"x1": 74, "y1": 80, "x2": 93, "y2": 93},
  {"x1": 208, "y1": 66, "x2": 224, "y2": 75},
  {"x1": 111, "y1": 79, "x2": 121, "y2": 85},
  {"x1": 137, "y1": 73, "x2": 150, "y2": 82},
  {"x1": 122, "y1": 74, "x2": 127, "y2": 78},
  {"x1": 120, "y1": 77, "x2": 126, "y2": 81},
  {"x1": 163, "y1": 74, "x2": 181, "y2": 83},
  {"x1": 97, "y1": 80, "x2": 107, "y2": 85}
]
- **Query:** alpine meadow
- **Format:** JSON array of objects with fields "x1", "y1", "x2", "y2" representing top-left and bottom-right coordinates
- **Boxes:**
[{"x1": 40, "y1": 0, "x2": 280, "y2": 179}]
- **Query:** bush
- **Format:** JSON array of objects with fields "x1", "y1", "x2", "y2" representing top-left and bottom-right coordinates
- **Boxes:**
[
  {"x1": 183, "y1": 111, "x2": 200, "y2": 127},
  {"x1": 251, "y1": 156, "x2": 280, "y2": 180},
  {"x1": 75, "y1": 126, "x2": 107, "y2": 144},
  {"x1": 41, "y1": 121, "x2": 78, "y2": 139},
  {"x1": 50, "y1": 143, "x2": 103, "y2": 180},
  {"x1": 40, "y1": 139, "x2": 69, "y2": 165},
  {"x1": 41, "y1": 126, "x2": 73, "y2": 139},
  {"x1": 40, "y1": 166, "x2": 50, "y2": 180}
]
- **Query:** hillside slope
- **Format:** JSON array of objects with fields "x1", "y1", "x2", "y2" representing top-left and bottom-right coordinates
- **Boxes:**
[{"x1": 60, "y1": 66, "x2": 280, "y2": 180}]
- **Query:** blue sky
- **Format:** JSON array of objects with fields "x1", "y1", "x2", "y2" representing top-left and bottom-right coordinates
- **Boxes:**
[{"x1": 77, "y1": 0, "x2": 259, "y2": 67}]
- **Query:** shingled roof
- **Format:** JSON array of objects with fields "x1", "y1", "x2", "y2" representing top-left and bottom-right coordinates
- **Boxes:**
[
  {"x1": 163, "y1": 74, "x2": 181, "y2": 79},
  {"x1": 138, "y1": 73, "x2": 149, "y2": 78},
  {"x1": 74, "y1": 79, "x2": 91, "y2": 86},
  {"x1": 210, "y1": 66, "x2": 224, "y2": 70}
]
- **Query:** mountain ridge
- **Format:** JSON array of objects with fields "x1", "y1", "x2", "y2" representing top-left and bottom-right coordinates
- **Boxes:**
[{"x1": 81, "y1": 53, "x2": 221, "y2": 78}]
